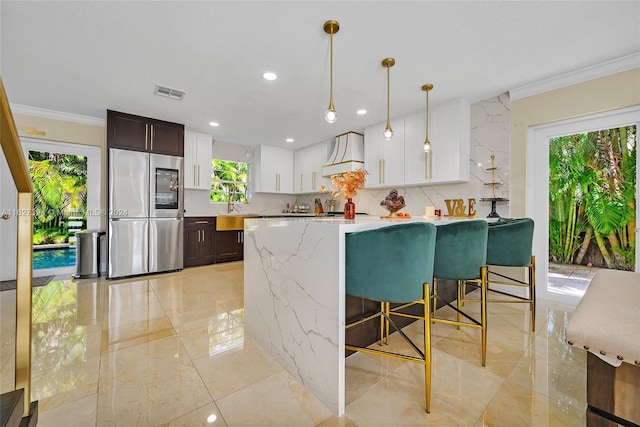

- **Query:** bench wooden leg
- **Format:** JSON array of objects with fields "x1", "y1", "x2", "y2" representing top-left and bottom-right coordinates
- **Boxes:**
[{"x1": 587, "y1": 353, "x2": 640, "y2": 427}]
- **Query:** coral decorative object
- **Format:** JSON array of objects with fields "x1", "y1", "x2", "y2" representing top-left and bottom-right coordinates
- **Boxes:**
[
  {"x1": 320, "y1": 169, "x2": 368, "y2": 219},
  {"x1": 380, "y1": 189, "x2": 406, "y2": 216}
]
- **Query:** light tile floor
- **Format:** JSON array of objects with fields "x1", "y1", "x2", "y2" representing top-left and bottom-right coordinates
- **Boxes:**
[
  {"x1": 0, "y1": 262, "x2": 587, "y2": 426},
  {"x1": 548, "y1": 262, "x2": 599, "y2": 298}
]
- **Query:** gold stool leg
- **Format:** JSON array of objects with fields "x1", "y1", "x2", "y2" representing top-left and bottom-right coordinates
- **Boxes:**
[
  {"x1": 481, "y1": 267, "x2": 487, "y2": 367},
  {"x1": 424, "y1": 283, "x2": 432, "y2": 413},
  {"x1": 385, "y1": 302, "x2": 390, "y2": 345},
  {"x1": 530, "y1": 255, "x2": 536, "y2": 332},
  {"x1": 432, "y1": 279, "x2": 438, "y2": 318},
  {"x1": 379, "y1": 302, "x2": 385, "y2": 346},
  {"x1": 456, "y1": 280, "x2": 462, "y2": 330}
]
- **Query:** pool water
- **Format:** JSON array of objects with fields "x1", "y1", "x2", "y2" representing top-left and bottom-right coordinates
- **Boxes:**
[{"x1": 33, "y1": 247, "x2": 76, "y2": 270}]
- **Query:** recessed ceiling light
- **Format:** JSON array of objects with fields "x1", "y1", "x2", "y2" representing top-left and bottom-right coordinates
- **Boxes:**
[
  {"x1": 263, "y1": 72, "x2": 278, "y2": 81},
  {"x1": 285, "y1": 138, "x2": 294, "y2": 143},
  {"x1": 356, "y1": 109, "x2": 367, "y2": 115},
  {"x1": 209, "y1": 122, "x2": 220, "y2": 127}
]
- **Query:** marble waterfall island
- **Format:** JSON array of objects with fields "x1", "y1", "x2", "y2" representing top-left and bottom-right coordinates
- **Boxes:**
[{"x1": 244, "y1": 216, "x2": 481, "y2": 415}]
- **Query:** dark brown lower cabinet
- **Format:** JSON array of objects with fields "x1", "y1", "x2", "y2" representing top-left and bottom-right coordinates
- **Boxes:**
[
  {"x1": 215, "y1": 230, "x2": 244, "y2": 263},
  {"x1": 184, "y1": 218, "x2": 216, "y2": 267}
]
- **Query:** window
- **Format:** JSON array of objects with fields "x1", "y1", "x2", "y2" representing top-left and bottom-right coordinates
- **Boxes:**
[{"x1": 210, "y1": 159, "x2": 249, "y2": 203}]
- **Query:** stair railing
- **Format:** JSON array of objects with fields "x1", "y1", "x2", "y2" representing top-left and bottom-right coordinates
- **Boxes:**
[{"x1": 1, "y1": 76, "x2": 34, "y2": 418}]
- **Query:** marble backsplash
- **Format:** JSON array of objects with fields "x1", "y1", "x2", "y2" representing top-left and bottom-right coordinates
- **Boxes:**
[{"x1": 184, "y1": 93, "x2": 510, "y2": 218}]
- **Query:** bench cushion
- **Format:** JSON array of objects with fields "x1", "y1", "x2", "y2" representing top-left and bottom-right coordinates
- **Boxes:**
[{"x1": 565, "y1": 269, "x2": 640, "y2": 367}]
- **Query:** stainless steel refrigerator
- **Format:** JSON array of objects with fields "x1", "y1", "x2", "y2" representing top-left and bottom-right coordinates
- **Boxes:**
[{"x1": 108, "y1": 148, "x2": 183, "y2": 278}]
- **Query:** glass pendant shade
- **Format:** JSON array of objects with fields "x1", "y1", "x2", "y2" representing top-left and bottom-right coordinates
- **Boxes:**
[
  {"x1": 384, "y1": 125, "x2": 394, "y2": 140},
  {"x1": 325, "y1": 107, "x2": 337, "y2": 123}
]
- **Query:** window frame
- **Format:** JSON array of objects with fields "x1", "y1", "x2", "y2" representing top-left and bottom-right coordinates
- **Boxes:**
[{"x1": 210, "y1": 159, "x2": 249, "y2": 204}]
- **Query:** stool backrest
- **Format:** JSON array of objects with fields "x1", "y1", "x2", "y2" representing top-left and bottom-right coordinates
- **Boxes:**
[
  {"x1": 346, "y1": 222, "x2": 437, "y2": 303},
  {"x1": 433, "y1": 220, "x2": 488, "y2": 280},
  {"x1": 486, "y1": 218, "x2": 534, "y2": 267}
]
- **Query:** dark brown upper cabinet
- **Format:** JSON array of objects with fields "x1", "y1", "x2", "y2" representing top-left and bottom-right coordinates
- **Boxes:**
[{"x1": 107, "y1": 110, "x2": 184, "y2": 157}]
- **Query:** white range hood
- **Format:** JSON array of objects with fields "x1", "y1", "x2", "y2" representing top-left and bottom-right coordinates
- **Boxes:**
[{"x1": 322, "y1": 131, "x2": 364, "y2": 177}]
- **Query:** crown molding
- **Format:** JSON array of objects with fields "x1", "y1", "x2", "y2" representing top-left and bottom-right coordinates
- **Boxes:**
[
  {"x1": 509, "y1": 52, "x2": 640, "y2": 101},
  {"x1": 9, "y1": 103, "x2": 105, "y2": 126}
]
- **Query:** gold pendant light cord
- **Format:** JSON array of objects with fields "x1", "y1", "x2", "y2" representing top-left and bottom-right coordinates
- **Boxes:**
[
  {"x1": 422, "y1": 84, "x2": 433, "y2": 149},
  {"x1": 425, "y1": 89, "x2": 428, "y2": 141},
  {"x1": 329, "y1": 31, "x2": 334, "y2": 109},
  {"x1": 386, "y1": 65, "x2": 390, "y2": 127}
]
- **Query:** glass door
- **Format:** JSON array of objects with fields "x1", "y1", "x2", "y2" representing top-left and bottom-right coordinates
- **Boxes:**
[
  {"x1": 529, "y1": 106, "x2": 639, "y2": 305},
  {"x1": 21, "y1": 139, "x2": 100, "y2": 277}
]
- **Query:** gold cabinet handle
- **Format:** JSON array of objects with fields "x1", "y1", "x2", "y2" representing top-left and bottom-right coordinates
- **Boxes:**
[
  {"x1": 429, "y1": 152, "x2": 433, "y2": 179},
  {"x1": 150, "y1": 125, "x2": 154, "y2": 151},
  {"x1": 145, "y1": 124, "x2": 149, "y2": 151},
  {"x1": 378, "y1": 159, "x2": 382, "y2": 184},
  {"x1": 300, "y1": 174, "x2": 303, "y2": 192},
  {"x1": 312, "y1": 172, "x2": 316, "y2": 190}
]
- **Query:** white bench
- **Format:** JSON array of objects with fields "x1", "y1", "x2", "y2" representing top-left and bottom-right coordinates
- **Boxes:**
[{"x1": 565, "y1": 269, "x2": 640, "y2": 426}]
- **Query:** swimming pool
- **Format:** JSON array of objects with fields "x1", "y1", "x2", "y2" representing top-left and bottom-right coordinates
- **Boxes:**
[{"x1": 33, "y1": 247, "x2": 76, "y2": 270}]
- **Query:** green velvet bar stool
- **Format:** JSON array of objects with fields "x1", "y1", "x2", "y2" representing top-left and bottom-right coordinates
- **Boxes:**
[
  {"x1": 483, "y1": 218, "x2": 536, "y2": 331},
  {"x1": 431, "y1": 220, "x2": 488, "y2": 367},
  {"x1": 345, "y1": 222, "x2": 437, "y2": 413}
]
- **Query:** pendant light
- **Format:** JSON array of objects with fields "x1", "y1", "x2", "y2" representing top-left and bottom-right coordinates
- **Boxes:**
[
  {"x1": 422, "y1": 84, "x2": 433, "y2": 152},
  {"x1": 324, "y1": 20, "x2": 339, "y2": 123},
  {"x1": 381, "y1": 58, "x2": 395, "y2": 140}
]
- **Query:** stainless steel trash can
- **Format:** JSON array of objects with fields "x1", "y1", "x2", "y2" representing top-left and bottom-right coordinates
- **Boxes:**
[{"x1": 72, "y1": 230, "x2": 106, "y2": 279}]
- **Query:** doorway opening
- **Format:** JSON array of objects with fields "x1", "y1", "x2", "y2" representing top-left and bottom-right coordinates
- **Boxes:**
[
  {"x1": 21, "y1": 139, "x2": 100, "y2": 278},
  {"x1": 530, "y1": 106, "x2": 639, "y2": 306}
]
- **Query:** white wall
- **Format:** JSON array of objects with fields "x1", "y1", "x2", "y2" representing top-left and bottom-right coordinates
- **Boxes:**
[{"x1": 295, "y1": 93, "x2": 511, "y2": 218}]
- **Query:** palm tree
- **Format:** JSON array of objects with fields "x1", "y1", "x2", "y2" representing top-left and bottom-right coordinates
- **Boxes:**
[
  {"x1": 28, "y1": 151, "x2": 87, "y2": 244},
  {"x1": 549, "y1": 125, "x2": 636, "y2": 270}
]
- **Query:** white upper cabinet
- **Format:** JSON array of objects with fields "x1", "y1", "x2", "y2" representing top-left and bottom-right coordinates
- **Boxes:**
[
  {"x1": 363, "y1": 118, "x2": 405, "y2": 189},
  {"x1": 253, "y1": 145, "x2": 294, "y2": 193},
  {"x1": 404, "y1": 99, "x2": 471, "y2": 185},
  {"x1": 294, "y1": 140, "x2": 331, "y2": 194},
  {"x1": 184, "y1": 131, "x2": 212, "y2": 190}
]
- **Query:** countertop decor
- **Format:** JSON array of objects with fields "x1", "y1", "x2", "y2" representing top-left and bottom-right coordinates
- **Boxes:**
[
  {"x1": 380, "y1": 188, "x2": 406, "y2": 216},
  {"x1": 320, "y1": 169, "x2": 368, "y2": 220},
  {"x1": 320, "y1": 168, "x2": 368, "y2": 199}
]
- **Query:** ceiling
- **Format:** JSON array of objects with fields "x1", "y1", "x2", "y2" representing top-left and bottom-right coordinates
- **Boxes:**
[{"x1": 2, "y1": 1, "x2": 639, "y2": 149}]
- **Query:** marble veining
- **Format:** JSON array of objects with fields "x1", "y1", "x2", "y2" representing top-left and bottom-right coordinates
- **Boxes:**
[{"x1": 245, "y1": 220, "x2": 343, "y2": 413}]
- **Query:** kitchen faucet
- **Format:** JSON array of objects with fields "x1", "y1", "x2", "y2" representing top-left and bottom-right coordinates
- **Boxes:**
[{"x1": 227, "y1": 186, "x2": 236, "y2": 214}]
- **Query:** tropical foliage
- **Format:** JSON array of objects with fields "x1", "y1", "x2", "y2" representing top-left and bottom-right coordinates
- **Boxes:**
[
  {"x1": 549, "y1": 126, "x2": 636, "y2": 270},
  {"x1": 28, "y1": 151, "x2": 87, "y2": 245},
  {"x1": 210, "y1": 159, "x2": 248, "y2": 204}
]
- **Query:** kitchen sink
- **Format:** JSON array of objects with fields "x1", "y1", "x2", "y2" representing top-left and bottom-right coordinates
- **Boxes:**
[{"x1": 216, "y1": 215, "x2": 260, "y2": 231}]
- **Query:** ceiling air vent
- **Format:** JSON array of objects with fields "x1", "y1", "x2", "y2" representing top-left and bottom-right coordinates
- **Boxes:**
[{"x1": 154, "y1": 84, "x2": 185, "y2": 101}]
